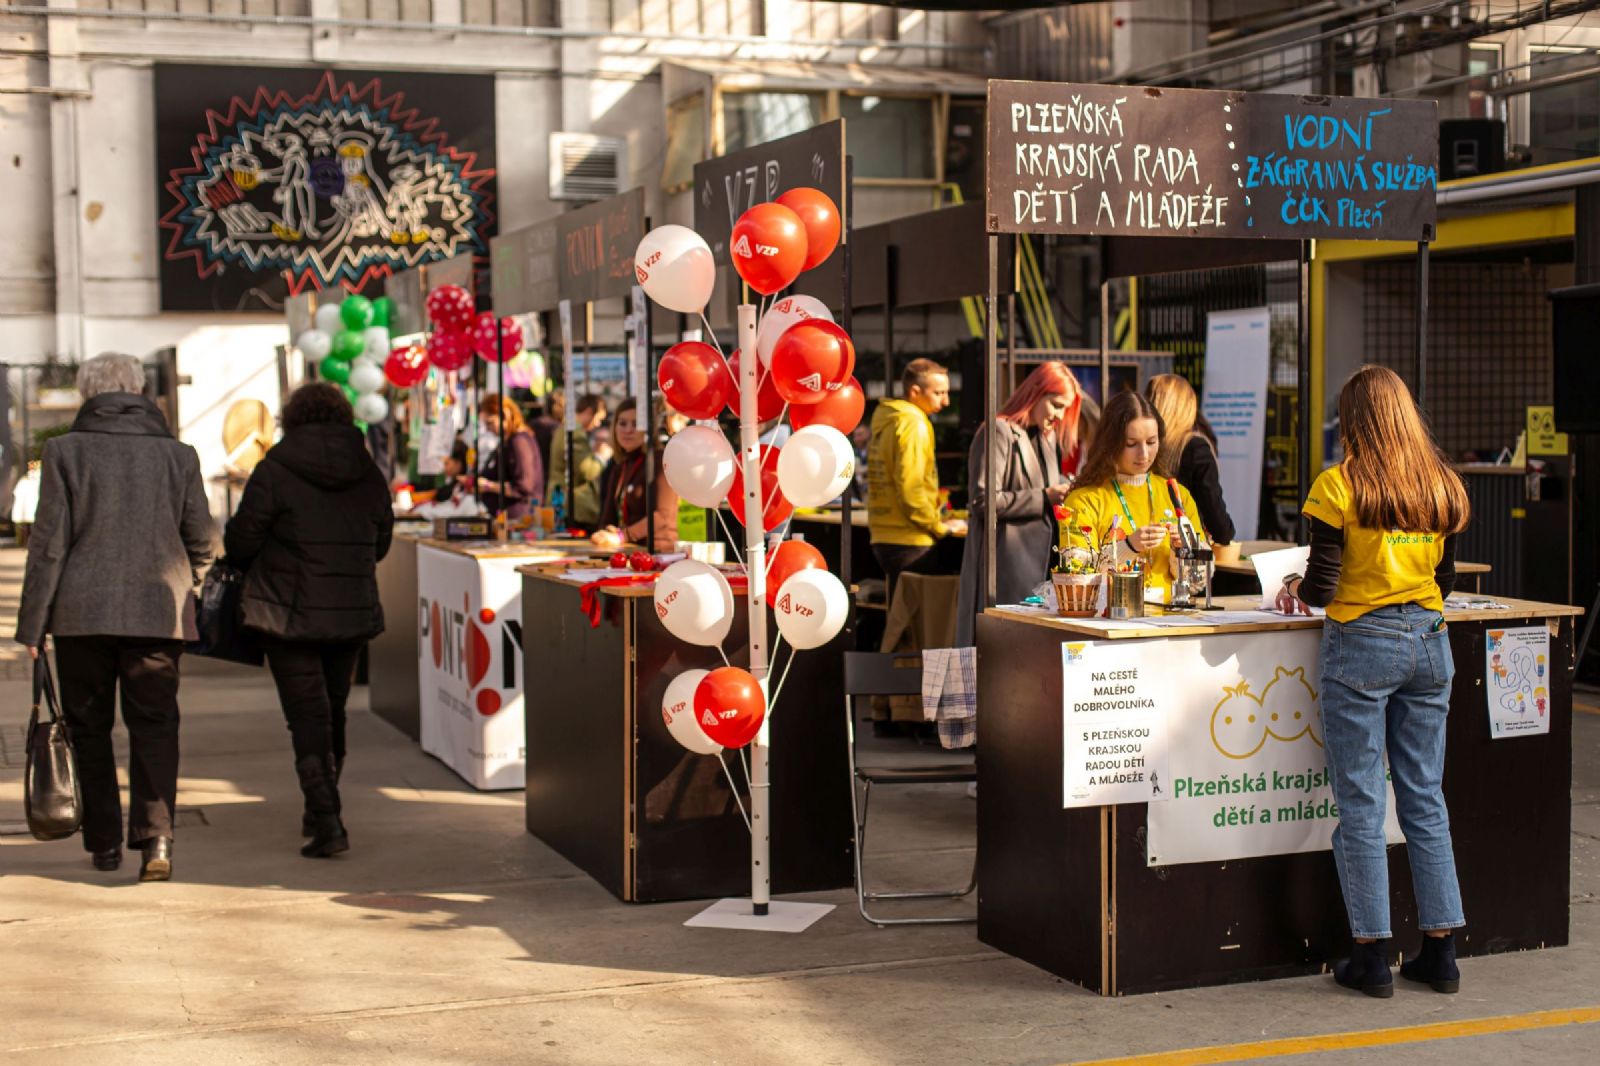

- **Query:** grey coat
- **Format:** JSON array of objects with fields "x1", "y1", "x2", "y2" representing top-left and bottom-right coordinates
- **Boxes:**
[
  {"x1": 15, "y1": 393, "x2": 215, "y2": 646},
  {"x1": 956, "y1": 420, "x2": 1062, "y2": 647}
]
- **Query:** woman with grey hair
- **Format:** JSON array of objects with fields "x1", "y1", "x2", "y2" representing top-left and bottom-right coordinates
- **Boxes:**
[{"x1": 16, "y1": 352, "x2": 215, "y2": 881}]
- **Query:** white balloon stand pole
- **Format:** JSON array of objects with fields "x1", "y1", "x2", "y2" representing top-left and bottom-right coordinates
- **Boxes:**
[{"x1": 685, "y1": 300, "x2": 831, "y2": 935}]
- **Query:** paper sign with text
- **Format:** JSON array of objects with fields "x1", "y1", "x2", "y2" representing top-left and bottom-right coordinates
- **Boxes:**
[
  {"x1": 1061, "y1": 641, "x2": 1171, "y2": 807},
  {"x1": 1486, "y1": 625, "x2": 1552, "y2": 738}
]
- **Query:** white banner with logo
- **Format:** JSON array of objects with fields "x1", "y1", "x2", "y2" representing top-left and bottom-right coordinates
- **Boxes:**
[
  {"x1": 1144, "y1": 628, "x2": 1402, "y2": 866},
  {"x1": 417, "y1": 546, "x2": 527, "y2": 790},
  {"x1": 1201, "y1": 307, "x2": 1271, "y2": 541}
]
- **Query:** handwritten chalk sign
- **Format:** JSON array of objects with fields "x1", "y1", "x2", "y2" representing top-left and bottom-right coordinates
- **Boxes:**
[
  {"x1": 694, "y1": 119, "x2": 846, "y2": 266},
  {"x1": 556, "y1": 187, "x2": 646, "y2": 305},
  {"x1": 491, "y1": 216, "x2": 560, "y2": 315},
  {"x1": 986, "y1": 81, "x2": 1437, "y2": 242}
]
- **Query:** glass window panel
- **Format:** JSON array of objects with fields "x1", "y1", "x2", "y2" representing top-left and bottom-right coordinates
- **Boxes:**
[
  {"x1": 842, "y1": 95, "x2": 936, "y2": 181},
  {"x1": 721, "y1": 92, "x2": 826, "y2": 155},
  {"x1": 662, "y1": 94, "x2": 707, "y2": 192}
]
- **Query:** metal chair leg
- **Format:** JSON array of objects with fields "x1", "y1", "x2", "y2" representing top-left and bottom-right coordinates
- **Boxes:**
[{"x1": 851, "y1": 774, "x2": 977, "y2": 926}]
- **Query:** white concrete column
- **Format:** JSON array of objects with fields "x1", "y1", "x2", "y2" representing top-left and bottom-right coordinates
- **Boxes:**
[
  {"x1": 559, "y1": 0, "x2": 600, "y2": 133},
  {"x1": 311, "y1": 0, "x2": 342, "y2": 63},
  {"x1": 47, "y1": 0, "x2": 84, "y2": 360}
]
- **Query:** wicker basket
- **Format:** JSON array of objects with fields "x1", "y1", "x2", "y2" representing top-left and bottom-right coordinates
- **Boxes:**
[{"x1": 1052, "y1": 572, "x2": 1102, "y2": 618}]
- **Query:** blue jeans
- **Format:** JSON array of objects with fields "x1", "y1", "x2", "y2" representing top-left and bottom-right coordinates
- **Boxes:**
[{"x1": 1319, "y1": 603, "x2": 1465, "y2": 940}]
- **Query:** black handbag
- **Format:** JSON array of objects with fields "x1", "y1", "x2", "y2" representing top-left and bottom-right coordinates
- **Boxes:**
[
  {"x1": 24, "y1": 652, "x2": 82, "y2": 841},
  {"x1": 188, "y1": 560, "x2": 264, "y2": 666}
]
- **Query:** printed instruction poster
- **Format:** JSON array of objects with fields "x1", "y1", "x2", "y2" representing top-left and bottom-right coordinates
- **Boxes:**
[
  {"x1": 1061, "y1": 641, "x2": 1170, "y2": 807},
  {"x1": 1486, "y1": 626, "x2": 1552, "y2": 738},
  {"x1": 1202, "y1": 307, "x2": 1271, "y2": 541}
]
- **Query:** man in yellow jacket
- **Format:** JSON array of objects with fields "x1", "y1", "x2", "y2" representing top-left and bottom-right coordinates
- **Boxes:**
[{"x1": 867, "y1": 358, "x2": 964, "y2": 601}]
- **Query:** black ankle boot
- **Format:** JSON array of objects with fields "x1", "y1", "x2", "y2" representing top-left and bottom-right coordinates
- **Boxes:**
[
  {"x1": 1400, "y1": 933, "x2": 1461, "y2": 993},
  {"x1": 295, "y1": 754, "x2": 349, "y2": 859},
  {"x1": 302, "y1": 757, "x2": 343, "y2": 837},
  {"x1": 1333, "y1": 939, "x2": 1394, "y2": 998}
]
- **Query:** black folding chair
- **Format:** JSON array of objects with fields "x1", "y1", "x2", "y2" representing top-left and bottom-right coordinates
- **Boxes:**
[{"x1": 843, "y1": 651, "x2": 977, "y2": 926}]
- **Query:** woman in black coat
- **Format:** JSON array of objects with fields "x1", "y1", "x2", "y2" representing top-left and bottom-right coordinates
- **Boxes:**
[{"x1": 225, "y1": 383, "x2": 394, "y2": 858}]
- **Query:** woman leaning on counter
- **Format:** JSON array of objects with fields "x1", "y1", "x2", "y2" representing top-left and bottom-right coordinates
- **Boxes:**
[
  {"x1": 590, "y1": 398, "x2": 679, "y2": 553},
  {"x1": 956, "y1": 361, "x2": 1083, "y2": 646},
  {"x1": 1146, "y1": 374, "x2": 1239, "y2": 564},
  {"x1": 1278, "y1": 364, "x2": 1469, "y2": 1000},
  {"x1": 1063, "y1": 391, "x2": 1208, "y2": 605}
]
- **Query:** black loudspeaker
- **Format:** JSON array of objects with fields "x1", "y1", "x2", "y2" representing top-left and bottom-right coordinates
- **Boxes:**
[
  {"x1": 1439, "y1": 119, "x2": 1506, "y2": 180},
  {"x1": 1551, "y1": 283, "x2": 1600, "y2": 433}
]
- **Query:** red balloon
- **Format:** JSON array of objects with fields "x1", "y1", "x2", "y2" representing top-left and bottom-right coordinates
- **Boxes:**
[
  {"x1": 766, "y1": 539, "x2": 827, "y2": 607},
  {"x1": 726, "y1": 445, "x2": 793, "y2": 531},
  {"x1": 384, "y1": 343, "x2": 430, "y2": 388},
  {"x1": 474, "y1": 315, "x2": 523, "y2": 363},
  {"x1": 659, "y1": 341, "x2": 733, "y2": 420},
  {"x1": 428, "y1": 329, "x2": 473, "y2": 372},
  {"x1": 694, "y1": 667, "x2": 766, "y2": 748},
  {"x1": 770, "y1": 320, "x2": 855, "y2": 404},
  {"x1": 790, "y1": 376, "x2": 866, "y2": 435},
  {"x1": 724, "y1": 349, "x2": 786, "y2": 422},
  {"x1": 730, "y1": 203, "x2": 807, "y2": 296},
  {"x1": 426, "y1": 284, "x2": 474, "y2": 332},
  {"x1": 777, "y1": 188, "x2": 841, "y2": 271}
]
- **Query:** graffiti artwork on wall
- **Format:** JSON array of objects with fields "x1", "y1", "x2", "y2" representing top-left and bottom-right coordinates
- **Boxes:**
[{"x1": 157, "y1": 66, "x2": 496, "y2": 311}]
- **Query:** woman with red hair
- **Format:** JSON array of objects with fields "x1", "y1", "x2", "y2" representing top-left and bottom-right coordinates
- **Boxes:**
[{"x1": 955, "y1": 361, "x2": 1084, "y2": 646}]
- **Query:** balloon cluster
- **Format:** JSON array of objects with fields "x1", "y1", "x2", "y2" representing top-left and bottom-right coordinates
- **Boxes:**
[
  {"x1": 296, "y1": 295, "x2": 394, "y2": 423},
  {"x1": 422, "y1": 285, "x2": 525, "y2": 377},
  {"x1": 636, "y1": 188, "x2": 853, "y2": 757}
]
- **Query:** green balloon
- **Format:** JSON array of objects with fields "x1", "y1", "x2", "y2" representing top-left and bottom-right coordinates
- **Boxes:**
[
  {"x1": 341, "y1": 384, "x2": 359, "y2": 404},
  {"x1": 340, "y1": 295, "x2": 375, "y2": 331},
  {"x1": 372, "y1": 296, "x2": 392, "y2": 329},
  {"x1": 331, "y1": 330, "x2": 365, "y2": 362},
  {"x1": 319, "y1": 356, "x2": 351, "y2": 385}
]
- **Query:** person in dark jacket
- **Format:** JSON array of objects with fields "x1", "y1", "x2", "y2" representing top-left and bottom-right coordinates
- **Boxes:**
[
  {"x1": 16, "y1": 353, "x2": 215, "y2": 881},
  {"x1": 225, "y1": 383, "x2": 394, "y2": 859},
  {"x1": 589, "y1": 400, "x2": 678, "y2": 553},
  {"x1": 477, "y1": 393, "x2": 544, "y2": 519},
  {"x1": 1147, "y1": 374, "x2": 1239, "y2": 564}
]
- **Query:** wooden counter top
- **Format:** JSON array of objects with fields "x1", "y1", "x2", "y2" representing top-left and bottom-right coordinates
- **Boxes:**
[
  {"x1": 984, "y1": 594, "x2": 1582, "y2": 640},
  {"x1": 790, "y1": 508, "x2": 967, "y2": 537},
  {"x1": 518, "y1": 563, "x2": 661, "y2": 598},
  {"x1": 418, "y1": 538, "x2": 613, "y2": 561},
  {"x1": 1213, "y1": 558, "x2": 1491, "y2": 577}
]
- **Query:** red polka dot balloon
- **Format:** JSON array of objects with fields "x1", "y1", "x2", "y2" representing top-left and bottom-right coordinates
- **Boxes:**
[
  {"x1": 428, "y1": 329, "x2": 474, "y2": 372},
  {"x1": 384, "y1": 343, "x2": 430, "y2": 388},
  {"x1": 426, "y1": 284, "x2": 475, "y2": 332}
]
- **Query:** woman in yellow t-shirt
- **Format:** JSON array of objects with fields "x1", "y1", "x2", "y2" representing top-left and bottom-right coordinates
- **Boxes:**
[
  {"x1": 1062, "y1": 391, "x2": 1207, "y2": 604},
  {"x1": 1279, "y1": 365, "x2": 1471, "y2": 1000}
]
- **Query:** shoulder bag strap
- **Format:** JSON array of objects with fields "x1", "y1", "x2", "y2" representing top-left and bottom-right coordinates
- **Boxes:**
[{"x1": 33, "y1": 652, "x2": 62, "y2": 725}]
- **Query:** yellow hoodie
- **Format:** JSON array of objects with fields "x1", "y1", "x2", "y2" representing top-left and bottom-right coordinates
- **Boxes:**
[{"x1": 867, "y1": 398, "x2": 943, "y2": 547}]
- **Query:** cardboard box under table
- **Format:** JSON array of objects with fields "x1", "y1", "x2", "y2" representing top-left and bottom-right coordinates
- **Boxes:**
[
  {"x1": 975, "y1": 595, "x2": 1580, "y2": 995},
  {"x1": 519, "y1": 566, "x2": 855, "y2": 903}
]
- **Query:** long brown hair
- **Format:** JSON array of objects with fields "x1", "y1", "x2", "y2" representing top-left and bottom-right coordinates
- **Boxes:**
[
  {"x1": 479, "y1": 393, "x2": 527, "y2": 434},
  {"x1": 1145, "y1": 373, "x2": 1199, "y2": 478},
  {"x1": 1338, "y1": 365, "x2": 1469, "y2": 534},
  {"x1": 1074, "y1": 391, "x2": 1165, "y2": 489}
]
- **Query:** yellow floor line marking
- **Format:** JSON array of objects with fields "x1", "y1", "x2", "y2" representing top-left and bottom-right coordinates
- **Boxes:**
[
  {"x1": 1575, "y1": 700, "x2": 1600, "y2": 716},
  {"x1": 1065, "y1": 1005, "x2": 1600, "y2": 1066}
]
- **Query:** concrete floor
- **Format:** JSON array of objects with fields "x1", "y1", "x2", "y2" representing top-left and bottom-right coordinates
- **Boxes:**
[{"x1": 2, "y1": 546, "x2": 1597, "y2": 1065}]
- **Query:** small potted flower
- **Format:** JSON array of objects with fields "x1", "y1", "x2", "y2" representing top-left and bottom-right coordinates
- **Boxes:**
[{"x1": 1051, "y1": 507, "x2": 1102, "y2": 618}]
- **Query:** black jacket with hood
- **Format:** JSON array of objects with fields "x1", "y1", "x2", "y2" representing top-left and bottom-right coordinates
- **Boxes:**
[{"x1": 224, "y1": 422, "x2": 394, "y2": 643}]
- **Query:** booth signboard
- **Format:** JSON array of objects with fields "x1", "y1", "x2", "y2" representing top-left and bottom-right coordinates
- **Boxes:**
[
  {"x1": 417, "y1": 545, "x2": 528, "y2": 790},
  {"x1": 986, "y1": 80, "x2": 1438, "y2": 242},
  {"x1": 1142, "y1": 629, "x2": 1402, "y2": 866},
  {"x1": 491, "y1": 217, "x2": 560, "y2": 315},
  {"x1": 387, "y1": 253, "x2": 475, "y2": 337},
  {"x1": 694, "y1": 120, "x2": 846, "y2": 266},
  {"x1": 555, "y1": 188, "x2": 646, "y2": 305},
  {"x1": 1202, "y1": 308, "x2": 1271, "y2": 542},
  {"x1": 1061, "y1": 641, "x2": 1170, "y2": 807}
]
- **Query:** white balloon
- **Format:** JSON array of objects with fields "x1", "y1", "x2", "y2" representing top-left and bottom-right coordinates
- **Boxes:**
[
  {"x1": 776, "y1": 424, "x2": 854, "y2": 508},
  {"x1": 354, "y1": 393, "x2": 390, "y2": 424},
  {"x1": 362, "y1": 325, "x2": 391, "y2": 359},
  {"x1": 634, "y1": 225, "x2": 715, "y2": 314},
  {"x1": 296, "y1": 329, "x2": 333, "y2": 360},
  {"x1": 756, "y1": 295, "x2": 834, "y2": 367},
  {"x1": 662, "y1": 425, "x2": 736, "y2": 509},
  {"x1": 653, "y1": 559, "x2": 734, "y2": 647},
  {"x1": 773, "y1": 569, "x2": 848, "y2": 650},
  {"x1": 314, "y1": 303, "x2": 344, "y2": 334},
  {"x1": 662, "y1": 669, "x2": 721, "y2": 755},
  {"x1": 348, "y1": 358, "x2": 386, "y2": 394}
]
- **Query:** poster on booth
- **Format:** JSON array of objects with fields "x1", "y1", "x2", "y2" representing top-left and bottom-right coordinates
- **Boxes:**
[
  {"x1": 417, "y1": 547, "x2": 527, "y2": 789},
  {"x1": 1061, "y1": 641, "x2": 1171, "y2": 807},
  {"x1": 1145, "y1": 629, "x2": 1403, "y2": 866},
  {"x1": 1485, "y1": 626, "x2": 1552, "y2": 738},
  {"x1": 1202, "y1": 307, "x2": 1270, "y2": 541}
]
